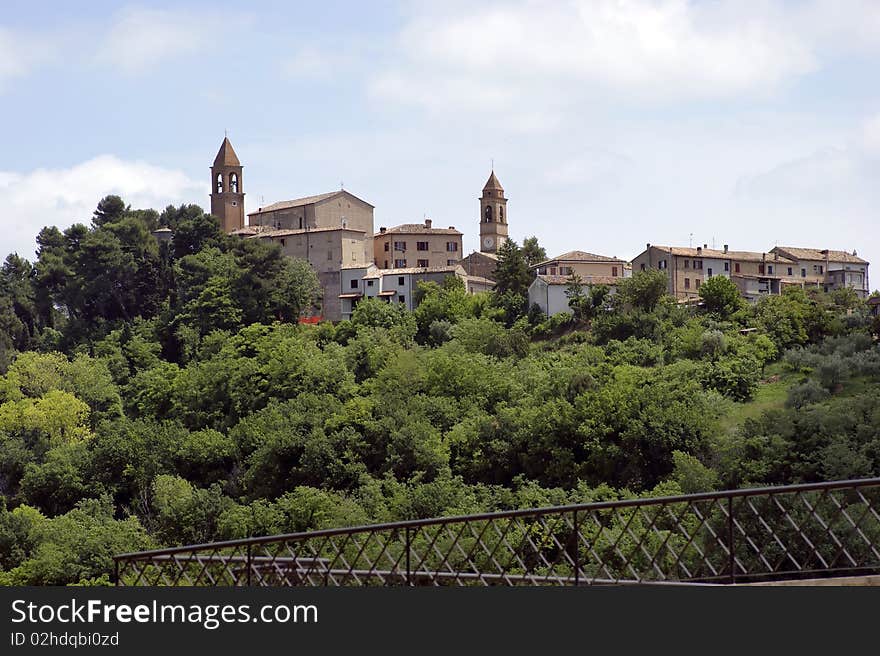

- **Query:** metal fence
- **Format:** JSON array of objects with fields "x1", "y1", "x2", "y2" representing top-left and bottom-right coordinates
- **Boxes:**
[{"x1": 114, "y1": 477, "x2": 880, "y2": 586}]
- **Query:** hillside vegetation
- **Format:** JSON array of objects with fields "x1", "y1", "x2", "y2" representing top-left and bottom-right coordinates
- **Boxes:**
[{"x1": 1, "y1": 196, "x2": 879, "y2": 585}]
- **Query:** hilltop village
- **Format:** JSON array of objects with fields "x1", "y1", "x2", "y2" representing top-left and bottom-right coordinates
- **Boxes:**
[{"x1": 202, "y1": 137, "x2": 871, "y2": 321}]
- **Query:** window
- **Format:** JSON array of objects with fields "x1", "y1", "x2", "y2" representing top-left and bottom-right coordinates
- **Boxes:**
[
  {"x1": 758, "y1": 264, "x2": 765, "y2": 274},
  {"x1": 724, "y1": 261, "x2": 729, "y2": 272},
  {"x1": 612, "y1": 266, "x2": 618, "y2": 277},
  {"x1": 484, "y1": 205, "x2": 493, "y2": 223},
  {"x1": 394, "y1": 241, "x2": 407, "y2": 251},
  {"x1": 398, "y1": 277, "x2": 405, "y2": 286},
  {"x1": 394, "y1": 259, "x2": 406, "y2": 268},
  {"x1": 384, "y1": 242, "x2": 389, "y2": 251},
  {"x1": 735, "y1": 263, "x2": 740, "y2": 273},
  {"x1": 684, "y1": 260, "x2": 690, "y2": 269},
  {"x1": 216, "y1": 173, "x2": 223, "y2": 193},
  {"x1": 787, "y1": 267, "x2": 793, "y2": 276},
  {"x1": 417, "y1": 241, "x2": 429, "y2": 251},
  {"x1": 550, "y1": 267, "x2": 557, "y2": 275},
  {"x1": 230, "y1": 173, "x2": 238, "y2": 193},
  {"x1": 417, "y1": 259, "x2": 429, "y2": 267},
  {"x1": 801, "y1": 268, "x2": 806, "y2": 278},
  {"x1": 560, "y1": 267, "x2": 572, "y2": 275},
  {"x1": 767, "y1": 265, "x2": 773, "y2": 275},
  {"x1": 447, "y1": 259, "x2": 457, "y2": 265},
  {"x1": 708, "y1": 268, "x2": 713, "y2": 276},
  {"x1": 696, "y1": 260, "x2": 703, "y2": 270},
  {"x1": 640, "y1": 263, "x2": 646, "y2": 271},
  {"x1": 384, "y1": 260, "x2": 388, "y2": 269},
  {"x1": 350, "y1": 279, "x2": 358, "y2": 289},
  {"x1": 398, "y1": 295, "x2": 405, "y2": 304},
  {"x1": 695, "y1": 279, "x2": 701, "y2": 289},
  {"x1": 819, "y1": 265, "x2": 824, "y2": 274},
  {"x1": 685, "y1": 278, "x2": 690, "y2": 289},
  {"x1": 446, "y1": 242, "x2": 458, "y2": 252},
  {"x1": 299, "y1": 217, "x2": 304, "y2": 229},
  {"x1": 499, "y1": 207, "x2": 504, "y2": 223},
  {"x1": 367, "y1": 280, "x2": 374, "y2": 287},
  {"x1": 327, "y1": 250, "x2": 332, "y2": 260}
]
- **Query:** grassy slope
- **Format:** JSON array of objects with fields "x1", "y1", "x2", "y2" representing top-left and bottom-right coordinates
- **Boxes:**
[
  {"x1": 718, "y1": 362, "x2": 799, "y2": 435},
  {"x1": 718, "y1": 361, "x2": 876, "y2": 436}
]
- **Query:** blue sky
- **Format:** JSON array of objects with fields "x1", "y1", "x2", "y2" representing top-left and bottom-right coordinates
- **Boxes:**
[{"x1": 1, "y1": 1, "x2": 878, "y2": 287}]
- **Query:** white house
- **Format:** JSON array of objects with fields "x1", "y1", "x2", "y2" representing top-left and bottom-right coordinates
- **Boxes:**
[{"x1": 528, "y1": 274, "x2": 620, "y2": 317}]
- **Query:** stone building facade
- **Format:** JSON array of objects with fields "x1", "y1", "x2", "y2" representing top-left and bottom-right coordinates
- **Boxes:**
[{"x1": 373, "y1": 219, "x2": 463, "y2": 269}]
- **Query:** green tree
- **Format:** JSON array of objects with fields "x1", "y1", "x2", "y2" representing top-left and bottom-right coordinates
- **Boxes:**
[
  {"x1": 698, "y1": 275, "x2": 743, "y2": 318},
  {"x1": 522, "y1": 236, "x2": 547, "y2": 267},
  {"x1": 617, "y1": 269, "x2": 668, "y2": 311}
]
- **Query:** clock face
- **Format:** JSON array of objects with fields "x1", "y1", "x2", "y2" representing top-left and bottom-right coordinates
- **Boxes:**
[{"x1": 483, "y1": 236, "x2": 494, "y2": 248}]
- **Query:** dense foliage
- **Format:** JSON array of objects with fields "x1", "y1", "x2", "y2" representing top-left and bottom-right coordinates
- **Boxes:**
[{"x1": 1, "y1": 197, "x2": 879, "y2": 584}]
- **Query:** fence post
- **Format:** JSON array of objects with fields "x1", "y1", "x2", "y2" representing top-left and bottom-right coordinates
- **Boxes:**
[
  {"x1": 573, "y1": 510, "x2": 580, "y2": 587},
  {"x1": 405, "y1": 527, "x2": 412, "y2": 586},
  {"x1": 728, "y1": 496, "x2": 735, "y2": 584},
  {"x1": 246, "y1": 543, "x2": 252, "y2": 587}
]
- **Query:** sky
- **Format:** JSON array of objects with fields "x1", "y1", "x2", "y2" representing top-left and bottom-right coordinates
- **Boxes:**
[{"x1": 1, "y1": 0, "x2": 878, "y2": 287}]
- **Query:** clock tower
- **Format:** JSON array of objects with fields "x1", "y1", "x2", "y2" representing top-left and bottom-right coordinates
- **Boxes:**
[{"x1": 479, "y1": 170, "x2": 508, "y2": 254}]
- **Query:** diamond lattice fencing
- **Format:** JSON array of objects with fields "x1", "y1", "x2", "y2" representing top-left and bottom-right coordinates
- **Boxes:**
[{"x1": 115, "y1": 478, "x2": 880, "y2": 586}]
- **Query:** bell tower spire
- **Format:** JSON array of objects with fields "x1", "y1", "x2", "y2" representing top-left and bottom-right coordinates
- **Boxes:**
[
  {"x1": 479, "y1": 169, "x2": 508, "y2": 253},
  {"x1": 210, "y1": 136, "x2": 245, "y2": 232}
]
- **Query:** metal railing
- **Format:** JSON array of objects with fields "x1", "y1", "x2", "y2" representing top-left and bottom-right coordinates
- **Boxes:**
[{"x1": 114, "y1": 477, "x2": 880, "y2": 586}]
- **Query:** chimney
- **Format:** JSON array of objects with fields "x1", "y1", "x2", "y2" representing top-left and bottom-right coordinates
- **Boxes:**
[
  {"x1": 425, "y1": 218, "x2": 432, "y2": 229},
  {"x1": 647, "y1": 243, "x2": 651, "y2": 250},
  {"x1": 723, "y1": 244, "x2": 728, "y2": 254},
  {"x1": 379, "y1": 227, "x2": 386, "y2": 234},
  {"x1": 853, "y1": 249, "x2": 858, "y2": 256},
  {"x1": 762, "y1": 252, "x2": 766, "y2": 261},
  {"x1": 448, "y1": 226, "x2": 455, "y2": 230},
  {"x1": 703, "y1": 244, "x2": 708, "y2": 249},
  {"x1": 697, "y1": 246, "x2": 702, "y2": 255}
]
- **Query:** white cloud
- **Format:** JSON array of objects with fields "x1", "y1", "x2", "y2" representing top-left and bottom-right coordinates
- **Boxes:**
[
  {"x1": 0, "y1": 156, "x2": 203, "y2": 260},
  {"x1": 94, "y1": 7, "x2": 226, "y2": 74},
  {"x1": 370, "y1": 0, "x2": 821, "y2": 123},
  {"x1": 863, "y1": 114, "x2": 880, "y2": 155},
  {"x1": 281, "y1": 45, "x2": 359, "y2": 79},
  {"x1": 0, "y1": 27, "x2": 55, "y2": 89}
]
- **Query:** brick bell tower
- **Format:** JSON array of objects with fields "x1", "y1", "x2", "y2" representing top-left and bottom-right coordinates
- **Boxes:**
[
  {"x1": 479, "y1": 170, "x2": 508, "y2": 254},
  {"x1": 210, "y1": 136, "x2": 245, "y2": 232}
]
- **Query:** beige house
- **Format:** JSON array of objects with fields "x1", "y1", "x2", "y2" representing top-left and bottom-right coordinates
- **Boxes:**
[
  {"x1": 770, "y1": 246, "x2": 870, "y2": 298},
  {"x1": 632, "y1": 244, "x2": 798, "y2": 301},
  {"x1": 632, "y1": 243, "x2": 870, "y2": 302},
  {"x1": 533, "y1": 251, "x2": 628, "y2": 279},
  {"x1": 373, "y1": 219, "x2": 463, "y2": 270}
]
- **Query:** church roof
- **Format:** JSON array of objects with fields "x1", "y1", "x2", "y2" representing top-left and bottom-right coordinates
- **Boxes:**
[
  {"x1": 213, "y1": 137, "x2": 241, "y2": 167},
  {"x1": 483, "y1": 170, "x2": 503, "y2": 191},
  {"x1": 536, "y1": 251, "x2": 626, "y2": 266},
  {"x1": 248, "y1": 190, "x2": 374, "y2": 215}
]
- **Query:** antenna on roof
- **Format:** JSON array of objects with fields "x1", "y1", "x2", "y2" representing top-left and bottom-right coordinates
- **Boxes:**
[
  {"x1": 491, "y1": 157, "x2": 494, "y2": 170},
  {"x1": 689, "y1": 233, "x2": 693, "y2": 248},
  {"x1": 340, "y1": 180, "x2": 344, "y2": 191},
  {"x1": 224, "y1": 128, "x2": 227, "y2": 138}
]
